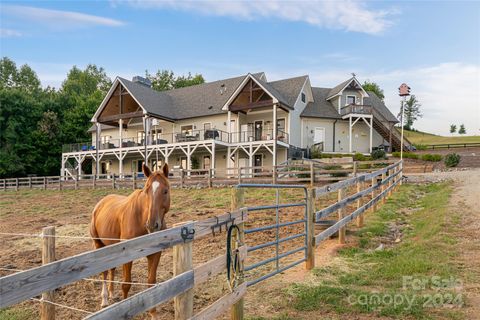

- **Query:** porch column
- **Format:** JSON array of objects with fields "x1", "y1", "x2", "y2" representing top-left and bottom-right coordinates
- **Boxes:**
[
  {"x1": 119, "y1": 118, "x2": 123, "y2": 177},
  {"x1": 369, "y1": 117, "x2": 373, "y2": 153},
  {"x1": 143, "y1": 116, "x2": 149, "y2": 163},
  {"x1": 95, "y1": 122, "x2": 101, "y2": 177},
  {"x1": 249, "y1": 144, "x2": 253, "y2": 177},
  {"x1": 211, "y1": 142, "x2": 216, "y2": 177},
  {"x1": 349, "y1": 117, "x2": 352, "y2": 153},
  {"x1": 273, "y1": 103, "x2": 278, "y2": 166},
  {"x1": 77, "y1": 156, "x2": 82, "y2": 176},
  {"x1": 187, "y1": 145, "x2": 192, "y2": 171}
]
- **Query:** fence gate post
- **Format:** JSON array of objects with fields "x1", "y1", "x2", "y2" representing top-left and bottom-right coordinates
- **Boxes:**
[
  {"x1": 41, "y1": 226, "x2": 55, "y2": 320},
  {"x1": 173, "y1": 222, "x2": 194, "y2": 320},
  {"x1": 231, "y1": 188, "x2": 245, "y2": 320},
  {"x1": 338, "y1": 187, "x2": 346, "y2": 244},
  {"x1": 306, "y1": 188, "x2": 316, "y2": 270},
  {"x1": 356, "y1": 181, "x2": 364, "y2": 227}
]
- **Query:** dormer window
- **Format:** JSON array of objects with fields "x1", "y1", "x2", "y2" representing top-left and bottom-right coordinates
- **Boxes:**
[
  {"x1": 347, "y1": 95, "x2": 356, "y2": 105},
  {"x1": 301, "y1": 92, "x2": 306, "y2": 103}
]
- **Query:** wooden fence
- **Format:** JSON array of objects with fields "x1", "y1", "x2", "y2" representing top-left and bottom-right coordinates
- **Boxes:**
[
  {"x1": 423, "y1": 142, "x2": 480, "y2": 150},
  {"x1": 0, "y1": 160, "x2": 403, "y2": 320},
  {"x1": 0, "y1": 160, "x2": 395, "y2": 191}
]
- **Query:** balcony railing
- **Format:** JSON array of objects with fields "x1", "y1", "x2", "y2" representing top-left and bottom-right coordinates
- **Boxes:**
[
  {"x1": 230, "y1": 129, "x2": 289, "y2": 143},
  {"x1": 62, "y1": 129, "x2": 231, "y2": 153},
  {"x1": 341, "y1": 104, "x2": 372, "y2": 116}
]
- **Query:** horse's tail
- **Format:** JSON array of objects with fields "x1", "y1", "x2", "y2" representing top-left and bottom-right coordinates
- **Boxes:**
[{"x1": 90, "y1": 201, "x2": 104, "y2": 249}]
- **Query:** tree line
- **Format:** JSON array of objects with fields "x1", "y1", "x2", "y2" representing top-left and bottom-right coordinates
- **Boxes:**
[{"x1": 0, "y1": 57, "x2": 204, "y2": 178}]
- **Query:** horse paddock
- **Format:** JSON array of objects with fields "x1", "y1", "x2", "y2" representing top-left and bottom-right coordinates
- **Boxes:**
[{"x1": 1, "y1": 186, "x2": 334, "y2": 319}]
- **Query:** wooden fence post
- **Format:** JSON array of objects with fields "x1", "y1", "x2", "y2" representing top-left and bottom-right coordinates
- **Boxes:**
[
  {"x1": 231, "y1": 188, "x2": 245, "y2": 320},
  {"x1": 44, "y1": 177, "x2": 47, "y2": 190},
  {"x1": 180, "y1": 169, "x2": 184, "y2": 188},
  {"x1": 338, "y1": 187, "x2": 346, "y2": 244},
  {"x1": 371, "y1": 177, "x2": 376, "y2": 212},
  {"x1": 387, "y1": 169, "x2": 393, "y2": 198},
  {"x1": 59, "y1": 176, "x2": 62, "y2": 191},
  {"x1": 29, "y1": 177, "x2": 32, "y2": 189},
  {"x1": 15, "y1": 178, "x2": 19, "y2": 191},
  {"x1": 207, "y1": 169, "x2": 212, "y2": 188},
  {"x1": 310, "y1": 163, "x2": 314, "y2": 187},
  {"x1": 41, "y1": 226, "x2": 55, "y2": 320},
  {"x1": 238, "y1": 167, "x2": 242, "y2": 185},
  {"x1": 74, "y1": 174, "x2": 78, "y2": 190},
  {"x1": 133, "y1": 174, "x2": 137, "y2": 190},
  {"x1": 306, "y1": 188, "x2": 316, "y2": 270},
  {"x1": 92, "y1": 175, "x2": 96, "y2": 189},
  {"x1": 173, "y1": 222, "x2": 194, "y2": 320},
  {"x1": 381, "y1": 172, "x2": 386, "y2": 204},
  {"x1": 353, "y1": 161, "x2": 357, "y2": 177},
  {"x1": 112, "y1": 174, "x2": 116, "y2": 189},
  {"x1": 356, "y1": 181, "x2": 364, "y2": 227},
  {"x1": 272, "y1": 166, "x2": 277, "y2": 184}
]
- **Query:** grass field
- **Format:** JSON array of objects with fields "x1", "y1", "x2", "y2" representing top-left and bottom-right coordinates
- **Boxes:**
[{"x1": 404, "y1": 129, "x2": 480, "y2": 145}]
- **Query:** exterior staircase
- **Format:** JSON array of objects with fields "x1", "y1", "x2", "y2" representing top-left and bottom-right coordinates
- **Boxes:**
[{"x1": 371, "y1": 108, "x2": 412, "y2": 151}]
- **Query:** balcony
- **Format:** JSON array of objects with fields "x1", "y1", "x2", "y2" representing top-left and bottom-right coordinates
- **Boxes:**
[
  {"x1": 340, "y1": 104, "x2": 372, "y2": 116},
  {"x1": 62, "y1": 128, "x2": 289, "y2": 153},
  {"x1": 230, "y1": 129, "x2": 289, "y2": 144}
]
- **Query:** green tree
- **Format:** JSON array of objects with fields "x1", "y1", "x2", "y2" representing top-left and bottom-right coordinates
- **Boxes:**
[
  {"x1": 363, "y1": 80, "x2": 385, "y2": 101},
  {"x1": 146, "y1": 69, "x2": 204, "y2": 91},
  {"x1": 0, "y1": 57, "x2": 41, "y2": 92},
  {"x1": 403, "y1": 95, "x2": 422, "y2": 130},
  {"x1": 60, "y1": 65, "x2": 112, "y2": 144},
  {"x1": 458, "y1": 124, "x2": 466, "y2": 135},
  {"x1": 450, "y1": 124, "x2": 457, "y2": 135}
]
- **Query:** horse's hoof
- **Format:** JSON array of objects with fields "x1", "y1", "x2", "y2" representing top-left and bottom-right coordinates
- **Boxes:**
[{"x1": 101, "y1": 303, "x2": 109, "y2": 308}]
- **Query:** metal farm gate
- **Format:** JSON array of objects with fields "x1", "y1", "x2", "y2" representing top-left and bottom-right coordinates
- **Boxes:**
[{"x1": 237, "y1": 184, "x2": 309, "y2": 286}]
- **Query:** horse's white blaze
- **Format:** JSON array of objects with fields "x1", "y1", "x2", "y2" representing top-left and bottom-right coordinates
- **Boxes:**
[{"x1": 152, "y1": 181, "x2": 160, "y2": 194}]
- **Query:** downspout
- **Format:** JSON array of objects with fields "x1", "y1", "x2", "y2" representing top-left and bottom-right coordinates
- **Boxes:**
[{"x1": 332, "y1": 120, "x2": 338, "y2": 152}]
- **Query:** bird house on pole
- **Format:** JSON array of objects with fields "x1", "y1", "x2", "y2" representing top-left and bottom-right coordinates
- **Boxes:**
[{"x1": 399, "y1": 83, "x2": 411, "y2": 96}]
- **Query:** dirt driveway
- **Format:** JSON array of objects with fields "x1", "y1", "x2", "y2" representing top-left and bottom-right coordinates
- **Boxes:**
[{"x1": 408, "y1": 169, "x2": 480, "y2": 319}]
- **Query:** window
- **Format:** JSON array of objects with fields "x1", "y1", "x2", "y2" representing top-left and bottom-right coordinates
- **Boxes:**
[
  {"x1": 347, "y1": 95, "x2": 356, "y2": 105},
  {"x1": 181, "y1": 125, "x2": 193, "y2": 135},
  {"x1": 301, "y1": 92, "x2": 306, "y2": 103},
  {"x1": 152, "y1": 127, "x2": 163, "y2": 142},
  {"x1": 277, "y1": 118, "x2": 286, "y2": 131},
  {"x1": 100, "y1": 136, "x2": 111, "y2": 144},
  {"x1": 137, "y1": 131, "x2": 145, "y2": 143},
  {"x1": 203, "y1": 156, "x2": 211, "y2": 170}
]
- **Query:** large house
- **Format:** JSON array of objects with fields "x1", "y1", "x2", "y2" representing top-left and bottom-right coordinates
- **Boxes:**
[{"x1": 61, "y1": 72, "x2": 408, "y2": 178}]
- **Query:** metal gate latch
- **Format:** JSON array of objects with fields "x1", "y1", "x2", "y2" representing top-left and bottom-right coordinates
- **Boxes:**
[
  {"x1": 211, "y1": 213, "x2": 235, "y2": 236},
  {"x1": 181, "y1": 226, "x2": 195, "y2": 241}
]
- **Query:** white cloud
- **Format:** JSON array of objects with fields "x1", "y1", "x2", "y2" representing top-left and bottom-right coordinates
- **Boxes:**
[
  {"x1": 123, "y1": 0, "x2": 395, "y2": 34},
  {"x1": 2, "y1": 5, "x2": 125, "y2": 29},
  {"x1": 0, "y1": 28, "x2": 22, "y2": 37}
]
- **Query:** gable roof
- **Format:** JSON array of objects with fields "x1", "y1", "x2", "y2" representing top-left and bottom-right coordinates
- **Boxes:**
[
  {"x1": 326, "y1": 76, "x2": 369, "y2": 100},
  {"x1": 301, "y1": 87, "x2": 342, "y2": 119},
  {"x1": 268, "y1": 75, "x2": 309, "y2": 107}
]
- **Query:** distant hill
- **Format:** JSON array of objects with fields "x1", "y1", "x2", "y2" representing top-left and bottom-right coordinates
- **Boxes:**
[{"x1": 403, "y1": 129, "x2": 480, "y2": 145}]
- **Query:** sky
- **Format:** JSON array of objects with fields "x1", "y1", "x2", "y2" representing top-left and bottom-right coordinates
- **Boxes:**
[{"x1": 0, "y1": 0, "x2": 479, "y2": 136}]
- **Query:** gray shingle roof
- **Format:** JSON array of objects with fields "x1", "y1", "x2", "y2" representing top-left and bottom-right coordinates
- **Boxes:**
[
  {"x1": 364, "y1": 91, "x2": 399, "y2": 123},
  {"x1": 301, "y1": 87, "x2": 342, "y2": 119},
  {"x1": 327, "y1": 77, "x2": 354, "y2": 99},
  {"x1": 268, "y1": 75, "x2": 309, "y2": 108}
]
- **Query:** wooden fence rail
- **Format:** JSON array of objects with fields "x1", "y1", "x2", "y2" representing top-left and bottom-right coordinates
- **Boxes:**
[{"x1": 0, "y1": 160, "x2": 395, "y2": 191}]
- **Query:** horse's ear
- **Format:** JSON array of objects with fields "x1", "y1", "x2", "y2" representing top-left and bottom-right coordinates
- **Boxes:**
[
  {"x1": 162, "y1": 163, "x2": 169, "y2": 179},
  {"x1": 142, "y1": 163, "x2": 152, "y2": 177}
]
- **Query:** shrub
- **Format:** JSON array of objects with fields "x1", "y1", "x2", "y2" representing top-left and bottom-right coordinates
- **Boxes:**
[
  {"x1": 392, "y1": 152, "x2": 419, "y2": 159},
  {"x1": 371, "y1": 149, "x2": 386, "y2": 160},
  {"x1": 323, "y1": 165, "x2": 349, "y2": 177},
  {"x1": 414, "y1": 144, "x2": 428, "y2": 150},
  {"x1": 353, "y1": 153, "x2": 372, "y2": 161},
  {"x1": 444, "y1": 153, "x2": 461, "y2": 167},
  {"x1": 421, "y1": 154, "x2": 442, "y2": 162}
]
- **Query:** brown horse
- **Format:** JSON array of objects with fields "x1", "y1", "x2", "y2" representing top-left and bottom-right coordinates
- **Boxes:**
[{"x1": 90, "y1": 163, "x2": 170, "y2": 319}]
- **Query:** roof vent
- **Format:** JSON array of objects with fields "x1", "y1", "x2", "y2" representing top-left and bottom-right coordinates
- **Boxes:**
[
  {"x1": 220, "y1": 83, "x2": 226, "y2": 95},
  {"x1": 132, "y1": 76, "x2": 152, "y2": 88}
]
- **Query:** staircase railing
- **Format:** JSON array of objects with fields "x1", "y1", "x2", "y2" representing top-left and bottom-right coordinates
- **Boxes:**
[{"x1": 371, "y1": 108, "x2": 412, "y2": 151}]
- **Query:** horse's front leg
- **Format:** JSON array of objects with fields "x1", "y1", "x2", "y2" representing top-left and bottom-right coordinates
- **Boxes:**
[
  {"x1": 122, "y1": 262, "x2": 133, "y2": 299},
  {"x1": 147, "y1": 252, "x2": 162, "y2": 319}
]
